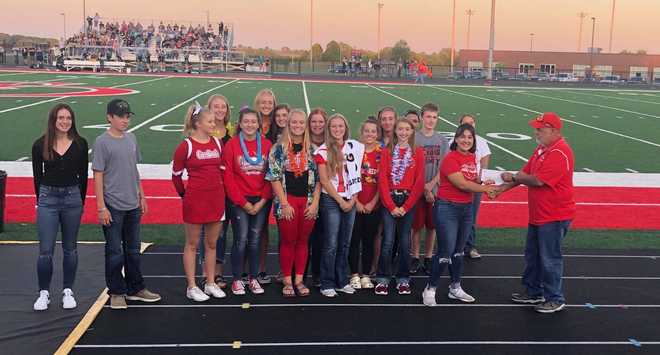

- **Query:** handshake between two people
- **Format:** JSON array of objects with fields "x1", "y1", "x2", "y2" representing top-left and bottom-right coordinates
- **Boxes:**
[{"x1": 482, "y1": 171, "x2": 518, "y2": 200}]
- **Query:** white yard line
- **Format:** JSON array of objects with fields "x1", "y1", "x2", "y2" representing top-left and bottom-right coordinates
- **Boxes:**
[
  {"x1": 302, "y1": 81, "x2": 311, "y2": 114},
  {"x1": 625, "y1": 168, "x2": 639, "y2": 173},
  {"x1": 429, "y1": 86, "x2": 660, "y2": 149},
  {"x1": 112, "y1": 76, "x2": 173, "y2": 88},
  {"x1": 0, "y1": 96, "x2": 70, "y2": 115},
  {"x1": 127, "y1": 79, "x2": 239, "y2": 133},
  {"x1": 367, "y1": 84, "x2": 529, "y2": 162},
  {"x1": 567, "y1": 91, "x2": 660, "y2": 106},
  {"x1": 521, "y1": 91, "x2": 660, "y2": 119}
]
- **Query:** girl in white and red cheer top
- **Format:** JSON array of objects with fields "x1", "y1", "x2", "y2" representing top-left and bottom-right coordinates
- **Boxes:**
[
  {"x1": 375, "y1": 117, "x2": 425, "y2": 296},
  {"x1": 172, "y1": 103, "x2": 226, "y2": 302},
  {"x1": 223, "y1": 108, "x2": 273, "y2": 296},
  {"x1": 314, "y1": 113, "x2": 364, "y2": 298}
]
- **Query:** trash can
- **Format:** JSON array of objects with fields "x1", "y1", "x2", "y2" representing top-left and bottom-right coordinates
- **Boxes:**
[{"x1": 0, "y1": 170, "x2": 6, "y2": 233}]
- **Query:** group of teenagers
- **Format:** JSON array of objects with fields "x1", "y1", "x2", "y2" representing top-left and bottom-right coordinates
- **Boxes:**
[{"x1": 31, "y1": 86, "x2": 576, "y2": 314}]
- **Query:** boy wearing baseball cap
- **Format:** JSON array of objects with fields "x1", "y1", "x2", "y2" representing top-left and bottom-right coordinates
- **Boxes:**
[{"x1": 92, "y1": 99, "x2": 161, "y2": 309}]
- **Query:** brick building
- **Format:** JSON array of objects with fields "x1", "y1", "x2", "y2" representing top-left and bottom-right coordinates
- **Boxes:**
[{"x1": 458, "y1": 49, "x2": 660, "y2": 80}]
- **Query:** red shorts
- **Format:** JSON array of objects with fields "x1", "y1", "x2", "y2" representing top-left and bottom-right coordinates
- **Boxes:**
[
  {"x1": 413, "y1": 199, "x2": 435, "y2": 231},
  {"x1": 182, "y1": 187, "x2": 225, "y2": 224}
]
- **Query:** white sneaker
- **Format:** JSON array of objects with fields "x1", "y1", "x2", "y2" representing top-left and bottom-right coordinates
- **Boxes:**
[
  {"x1": 349, "y1": 275, "x2": 362, "y2": 289},
  {"x1": 422, "y1": 285, "x2": 437, "y2": 307},
  {"x1": 448, "y1": 285, "x2": 475, "y2": 303},
  {"x1": 33, "y1": 290, "x2": 50, "y2": 311},
  {"x1": 360, "y1": 276, "x2": 374, "y2": 289},
  {"x1": 248, "y1": 278, "x2": 265, "y2": 295},
  {"x1": 231, "y1": 280, "x2": 246, "y2": 295},
  {"x1": 204, "y1": 283, "x2": 226, "y2": 299},
  {"x1": 320, "y1": 288, "x2": 338, "y2": 297},
  {"x1": 62, "y1": 288, "x2": 77, "y2": 309},
  {"x1": 335, "y1": 284, "x2": 356, "y2": 294},
  {"x1": 186, "y1": 286, "x2": 210, "y2": 302}
]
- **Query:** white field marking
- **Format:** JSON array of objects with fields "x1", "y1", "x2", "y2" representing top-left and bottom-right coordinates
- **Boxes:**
[
  {"x1": 236, "y1": 81, "x2": 253, "y2": 84},
  {"x1": 568, "y1": 91, "x2": 660, "y2": 105},
  {"x1": 15, "y1": 157, "x2": 29, "y2": 161},
  {"x1": 0, "y1": 72, "x2": 32, "y2": 77},
  {"x1": 377, "y1": 86, "x2": 395, "y2": 89},
  {"x1": 302, "y1": 81, "x2": 311, "y2": 115},
  {"x1": 112, "y1": 76, "x2": 172, "y2": 88},
  {"x1": 626, "y1": 168, "x2": 639, "y2": 173},
  {"x1": 141, "y1": 274, "x2": 660, "y2": 280},
  {"x1": 592, "y1": 115, "x2": 599, "y2": 118},
  {"x1": 430, "y1": 86, "x2": 660, "y2": 148},
  {"x1": 3, "y1": 161, "x2": 660, "y2": 187},
  {"x1": 495, "y1": 166, "x2": 505, "y2": 171},
  {"x1": 127, "y1": 79, "x2": 239, "y2": 133},
  {"x1": 521, "y1": 91, "x2": 660, "y2": 119},
  {"x1": 14, "y1": 194, "x2": 658, "y2": 207},
  {"x1": 0, "y1": 96, "x2": 70, "y2": 115},
  {"x1": 73, "y1": 341, "x2": 660, "y2": 349},
  {"x1": 367, "y1": 84, "x2": 529, "y2": 162},
  {"x1": 142, "y1": 251, "x2": 660, "y2": 259},
  {"x1": 583, "y1": 168, "x2": 596, "y2": 172},
  {"x1": 349, "y1": 85, "x2": 369, "y2": 88}
]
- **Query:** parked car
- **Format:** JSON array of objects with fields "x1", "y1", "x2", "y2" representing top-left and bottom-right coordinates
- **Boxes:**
[
  {"x1": 599, "y1": 75, "x2": 624, "y2": 84},
  {"x1": 448, "y1": 71, "x2": 466, "y2": 80},
  {"x1": 466, "y1": 70, "x2": 486, "y2": 79},
  {"x1": 511, "y1": 73, "x2": 529, "y2": 81},
  {"x1": 627, "y1": 77, "x2": 647, "y2": 85},
  {"x1": 552, "y1": 73, "x2": 579, "y2": 82},
  {"x1": 536, "y1": 72, "x2": 551, "y2": 81}
]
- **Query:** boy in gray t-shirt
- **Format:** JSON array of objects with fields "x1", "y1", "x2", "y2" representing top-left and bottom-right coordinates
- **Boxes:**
[
  {"x1": 411, "y1": 104, "x2": 449, "y2": 275},
  {"x1": 92, "y1": 99, "x2": 161, "y2": 309}
]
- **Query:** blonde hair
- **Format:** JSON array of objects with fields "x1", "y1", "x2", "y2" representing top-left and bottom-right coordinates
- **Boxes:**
[
  {"x1": 390, "y1": 118, "x2": 417, "y2": 152},
  {"x1": 324, "y1": 113, "x2": 350, "y2": 177},
  {"x1": 183, "y1": 105, "x2": 214, "y2": 137},
  {"x1": 280, "y1": 109, "x2": 311, "y2": 156},
  {"x1": 360, "y1": 117, "x2": 381, "y2": 143},
  {"x1": 253, "y1": 89, "x2": 277, "y2": 116},
  {"x1": 206, "y1": 94, "x2": 231, "y2": 125}
]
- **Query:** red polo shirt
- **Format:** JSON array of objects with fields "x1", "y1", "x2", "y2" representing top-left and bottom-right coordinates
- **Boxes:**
[{"x1": 522, "y1": 137, "x2": 576, "y2": 225}]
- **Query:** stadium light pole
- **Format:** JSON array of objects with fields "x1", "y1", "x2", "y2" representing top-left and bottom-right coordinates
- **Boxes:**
[
  {"x1": 83, "y1": 0, "x2": 86, "y2": 36},
  {"x1": 487, "y1": 0, "x2": 496, "y2": 80},
  {"x1": 309, "y1": 0, "x2": 313, "y2": 66},
  {"x1": 60, "y1": 13, "x2": 67, "y2": 43},
  {"x1": 589, "y1": 17, "x2": 596, "y2": 79},
  {"x1": 577, "y1": 12, "x2": 588, "y2": 52},
  {"x1": 450, "y1": 0, "x2": 456, "y2": 73},
  {"x1": 608, "y1": 0, "x2": 616, "y2": 53},
  {"x1": 529, "y1": 33, "x2": 534, "y2": 53},
  {"x1": 465, "y1": 9, "x2": 474, "y2": 50},
  {"x1": 377, "y1": 3, "x2": 383, "y2": 60}
]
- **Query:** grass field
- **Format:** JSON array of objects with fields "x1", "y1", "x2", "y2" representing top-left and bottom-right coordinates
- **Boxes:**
[
  {"x1": 1, "y1": 69, "x2": 659, "y2": 243},
  {"x1": 1, "y1": 70, "x2": 659, "y2": 171}
]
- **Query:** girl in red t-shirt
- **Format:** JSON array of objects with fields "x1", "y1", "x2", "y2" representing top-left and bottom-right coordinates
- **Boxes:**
[
  {"x1": 348, "y1": 118, "x2": 381, "y2": 290},
  {"x1": 422, "y1": 124, "x2": 496, "y2": 306},
  {"x1": 171, "y1": 104, "x2": 226, "y2": 302},
  {"x1": 375, "y1": 118, "x2": 425, "y2": 296}
]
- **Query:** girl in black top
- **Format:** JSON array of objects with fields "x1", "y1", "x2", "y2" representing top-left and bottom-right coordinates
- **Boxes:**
[{"x1": 31, "y1": 103, "x2": 88, "y2": 311}]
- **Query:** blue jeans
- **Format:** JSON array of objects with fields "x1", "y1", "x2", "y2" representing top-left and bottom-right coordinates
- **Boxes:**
[
  {"x1": 36, "y1": 185, "x2": 83, "y2": 291},
  {"x1": 102, "y1": 206, "x2": 146, "y2": 296},
  {"x1": 464, "y1": 192, "x2": 482, "y2": 252},
  {"x1": 230, "y1": 200, "x2": 268, "y2": 279},
  {"x1": 319, "y1": 194, "x2": 356, "y2": 290},
  {"x1": 427, "y1": 199, "x2": 473, "y2": 288},
  {"x1": 523, "y1": 220, "x2": 571, "y2": 303},
  {"x1": 377, "y1": 206, "x2": 416, "y2": 285}
]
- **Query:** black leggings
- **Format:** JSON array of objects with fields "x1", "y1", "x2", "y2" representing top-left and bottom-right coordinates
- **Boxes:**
[{"x1": 349, "y1": 210, "x2": 382, "y2": 275}]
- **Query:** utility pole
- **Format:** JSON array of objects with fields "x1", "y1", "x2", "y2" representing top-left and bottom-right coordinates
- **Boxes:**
[
  {"x1": 309, "y1": 0, "x2": 313, "y2": 65},
  {"x1": 487, "y1": 0, "x2": 496, "y2": 80},
  {"x1": 61, "y1": 13, "x2": 67, "y2": 43},
  {"x1": 377, "y1": 3, "x2": 383, "y2": 60},
  {"x1": 83, "y1": 0, "x2": 87, "y2": 36},
  {"x1": 608, "y1": 0, "x2": 616, "y2": 53},
  {"x1": 589, "y1": 17, "x2": 596, "y2": 79},
  {"x1": 450, "y1": 0, "x2": 456, "y2": 73},
  {"x1": 465, "y1": 9, "x2": 474, "y2": 50},
  {"x1": 577, "y1": 12, "x2": 588, "y2": 52},
  {"x1": 529, "y1": 33, "x2": 534, "y2": 53}
]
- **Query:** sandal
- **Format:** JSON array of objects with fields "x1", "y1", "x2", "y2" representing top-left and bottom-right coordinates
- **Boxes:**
[
  {"x1": 282, "y1": 284, "x2": 296, "y2": 298},
  {"x1": 294, "y1": 283, "x2": 310, "y2": 297}
]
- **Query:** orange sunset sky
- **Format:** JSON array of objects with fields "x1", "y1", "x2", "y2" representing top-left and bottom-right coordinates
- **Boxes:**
[{"x1": 2, "y1": 0, "x2": 659, "y2": 54}]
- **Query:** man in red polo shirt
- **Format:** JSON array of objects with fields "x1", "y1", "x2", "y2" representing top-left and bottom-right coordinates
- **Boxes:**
[{"x1": 496, "y1": 112, "x2": 575, "y2": 314}]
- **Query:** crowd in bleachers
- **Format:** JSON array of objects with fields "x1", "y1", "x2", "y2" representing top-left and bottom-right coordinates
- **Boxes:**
[{"x1": 64, "y1": 13, "x2": 231, "y2": 51}]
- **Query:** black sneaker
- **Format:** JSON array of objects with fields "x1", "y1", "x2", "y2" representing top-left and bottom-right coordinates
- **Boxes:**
[
  {"x1": 422, "y1": 257, "x2": 432, "y2": 275},
  {"x1": 241, "y1": 273, "x2": 249, "y2": 283},
  {"x1": 257, "y1": 272, "x2": 271, "y2": 285},
  {"x1": 511, "y1": 291, "x2": 545, "y2": 304},
  {"x1": 409, "y1": 257, "x2": 421, "y2": 274},
  {"x1": 535, "y1": 301, "x2": 566, "y2": 314}
]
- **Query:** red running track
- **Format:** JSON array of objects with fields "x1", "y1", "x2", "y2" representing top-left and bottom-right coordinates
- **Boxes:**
[{"x1": 5, "y1": 177, "x2": 660, "y2": 229}]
